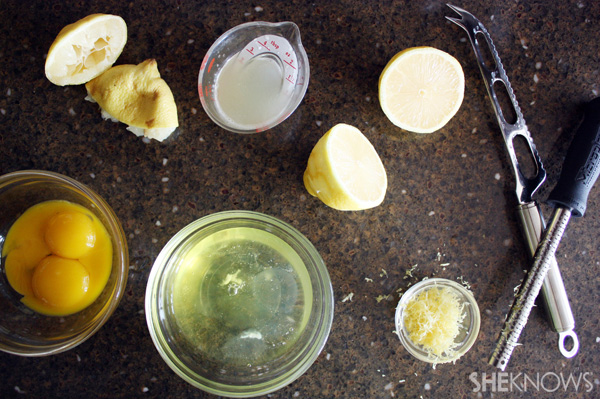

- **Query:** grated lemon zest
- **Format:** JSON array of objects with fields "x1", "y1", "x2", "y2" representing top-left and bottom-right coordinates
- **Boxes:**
[{"x1": 403, "y1": 286, "x2": 466, "y2": 359}]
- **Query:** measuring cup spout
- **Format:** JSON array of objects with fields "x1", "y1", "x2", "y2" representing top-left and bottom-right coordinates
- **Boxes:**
[{"x1": 275, "y1": 22, "x2": 302, "y2": 46}]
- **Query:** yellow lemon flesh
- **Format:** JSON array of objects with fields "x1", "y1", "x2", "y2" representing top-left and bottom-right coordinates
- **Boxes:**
[
  {"x1": 85, "y1": 59, "x2": 179, "y2": 142},
  {"x1": 378, "y1": 46, "x2": 465, "y2": 133},
  {"x1": 45, "y1": 14, "x2": 127, "y2": 86},
  {"x1": 303, "y1": 123, "x2": 387, "y2": 211}
]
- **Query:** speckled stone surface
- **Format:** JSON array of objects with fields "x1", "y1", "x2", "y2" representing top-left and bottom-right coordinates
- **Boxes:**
[{"x1": 1, "y1": 1, "x2": 599, "y2": 398}]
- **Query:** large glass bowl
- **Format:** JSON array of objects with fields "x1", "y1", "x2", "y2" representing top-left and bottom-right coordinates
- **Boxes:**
[
  {"x1": 145, "y1": 211, "x2": 333, "y2": 397},
  {"x1": 0, "y1": 170, "x2": 129, "y2": 356}
]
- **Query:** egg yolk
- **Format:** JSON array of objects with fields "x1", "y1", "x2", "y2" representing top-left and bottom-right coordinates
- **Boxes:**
[
  {"x1": 32, "y1": 256, "x2": 90, "y2": 308},
  {"x1": 4, "y1": 247, "x2": 48, "y2": 297},
  {"x1": 1, "y1": 200, "x2": 113, "y2": 316},
  {"x1": 45, "y1": 211, "x2": 96, "y2": 259}
]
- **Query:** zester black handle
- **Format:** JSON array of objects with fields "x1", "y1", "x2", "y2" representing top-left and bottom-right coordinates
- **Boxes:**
[{"x1": 548, "y1": 97, "x2": 600, "y2": 217}]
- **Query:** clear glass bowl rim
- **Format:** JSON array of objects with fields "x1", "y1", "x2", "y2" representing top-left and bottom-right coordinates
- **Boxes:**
[
  {"x1": 394, "y1": 277, "x2": 480, "y2": 364},
  {"x1": 145, "y1": 210, "x2": 334, "y2": 397},
  {"x1": 0, "y1": 169, "x2": 129, "y2": 356}
]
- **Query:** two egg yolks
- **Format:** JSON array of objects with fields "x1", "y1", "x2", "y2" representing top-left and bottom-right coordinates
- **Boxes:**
[{"x1": 2, "y1": 200, "x2": 112, "y2": 316}]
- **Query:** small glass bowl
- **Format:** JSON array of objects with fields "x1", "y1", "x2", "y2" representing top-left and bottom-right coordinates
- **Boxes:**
[
  {"x1": 395, "y1": 278, "x2": 480, "y2": 364},
  {"x1": 0, "y1": 170, "x2": 129, "y2": 356},
  {"x1": 145, "y1": 211, "x2": 333, "y2": 398}
]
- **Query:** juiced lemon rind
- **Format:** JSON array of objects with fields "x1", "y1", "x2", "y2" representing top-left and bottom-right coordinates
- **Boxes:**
[
  {"x1": 45, "y1": 14, "x2": 127, "y2": 86},
  {"x1": 85, "y1": 59, "x2": 178, "y2": 141}
]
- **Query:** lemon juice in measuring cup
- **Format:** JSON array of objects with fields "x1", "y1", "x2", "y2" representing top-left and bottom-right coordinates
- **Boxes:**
[{"x1": 198, "y1": 22, "x2": 309, "y2": 133}]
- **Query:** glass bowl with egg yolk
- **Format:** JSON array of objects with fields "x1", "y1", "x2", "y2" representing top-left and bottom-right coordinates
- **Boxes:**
[
  {"x1": 0, "y1": 170, "x2": 128, "y2": 356},
  {"x1": 4, "y1": 201, "x2": 111, "y2": 316}
]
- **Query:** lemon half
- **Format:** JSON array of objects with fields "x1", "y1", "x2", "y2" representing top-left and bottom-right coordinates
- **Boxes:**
[
  {"x1": 45, "y1": 14, "x2": 127, "y2": 86},
  {"x1": 303, "y1": 124, "x2": 387, "y2": 211},
  {"x1": 85, "y1": 59, "x2": 179, "y2": 142},
  {"x1": 379, "y1": 47, "x2": 464, "y2": 133}
]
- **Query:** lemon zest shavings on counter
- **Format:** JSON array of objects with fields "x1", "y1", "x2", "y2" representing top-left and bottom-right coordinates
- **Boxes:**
[
  {"x1": 376, "y1": 294, "x2": 391, "y2": 303},
  {"x1": 341, "y1": 293, "x2": 354, "y2": 302}
]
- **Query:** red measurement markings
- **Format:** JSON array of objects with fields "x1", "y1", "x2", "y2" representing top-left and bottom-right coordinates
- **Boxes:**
[
  {"x1": 204, "y1": 85, "x2": 214, "y2": 100},
  {"x1": 257, "y1": 39, "x2": 271, "y2": 51},
  {"x1": 246, "y1": 46, "x2": 255, "y2": 56},
  {"x1": 286, "y1": 75, "x2": 295, "y2": 84},
  {"x1": 270, "y1": 40, "x2": 279, "y2": 49},
  {"x1": 283, "y1": 52, "x2": 296, "y2": 69},
  {"x1": 284, "y1": 60, "x2": 296, "y2": 70},
  {"x1": 207, "y1": 58, "x2": 215, "y2": 73}
]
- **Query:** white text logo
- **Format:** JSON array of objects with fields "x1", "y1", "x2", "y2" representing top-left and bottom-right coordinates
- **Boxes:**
[{"x1": 469, "y1": 372, "x2": 594, "y2": 393}]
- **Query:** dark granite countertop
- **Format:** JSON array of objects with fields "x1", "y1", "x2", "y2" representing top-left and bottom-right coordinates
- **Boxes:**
[{"x1": 1, "y1": 1, "x2": 599, "y2": 398}]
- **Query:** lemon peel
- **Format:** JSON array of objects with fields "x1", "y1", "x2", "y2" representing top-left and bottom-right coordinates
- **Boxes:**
[
  {"x1": 303, "y1": 123, "x2": 387, "y2": 211},
  {"x1": 379, "y1": 46, "x2": 465, "y2": 133},
  {"x1": 45, "y1": 14, "x2": 127, "y2": 86},
  {"x1": 85, "y1": 59, "x2": 179, "y2": 142}
]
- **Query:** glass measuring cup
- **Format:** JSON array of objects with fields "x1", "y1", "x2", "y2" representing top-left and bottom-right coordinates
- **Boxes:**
[{"x1": 198, "y1": 21, "x2": 310, "y2": 134}]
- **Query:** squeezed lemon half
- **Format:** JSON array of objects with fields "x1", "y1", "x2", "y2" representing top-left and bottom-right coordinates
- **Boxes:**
[
  {"x1": 303, "y1": 123, "x2": 387, "y2": 211},
  {"x1": 379, "y1": 46, "x2": 465, "y2": 133},
  {"x1": 85, "y1": 59, "x2": 179, "y2": 141},
  {"x1": 45, "y1": 14, "x2": 127, "y2": 86}
]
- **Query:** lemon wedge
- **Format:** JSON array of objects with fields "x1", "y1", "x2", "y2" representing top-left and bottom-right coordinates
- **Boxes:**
[
  {"x1": 303, "y1": 123, "x2": 387, "y2": 211},
  {"x1": 45, "y1": 14, "x2": 127, "y2": 86},
  {"x1": 379, "y1": 46, "x2": 464, "y2": 133},
  {"x1": 85, "y1": 59, "x2": 179, "y2": 142}
]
